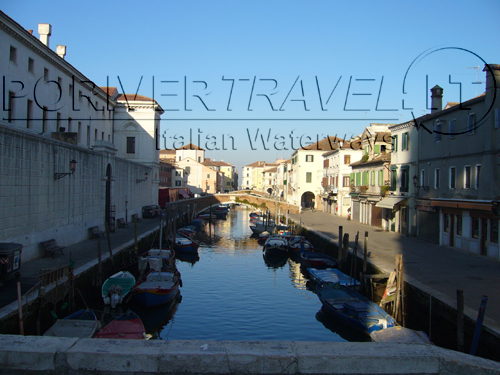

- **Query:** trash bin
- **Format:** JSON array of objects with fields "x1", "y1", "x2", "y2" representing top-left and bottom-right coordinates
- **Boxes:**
[{"x1": 0, "y1": 242, "x2": 22, "y2": 281}]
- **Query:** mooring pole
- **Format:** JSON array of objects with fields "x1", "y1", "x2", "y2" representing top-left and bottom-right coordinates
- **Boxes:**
[
  {"x1": 470, "y1": 295, "x2": 488, "y2": 356},
  {"x1": 338, "y1": 226, "x2": 343, "y2": 267},
  {"x1": 363, "y1": 231, "x2": 368, "y2": 274},
  {"x1": 457, "y1": 290, "x2": 465, "y2": 352},
  {"x1": 105, "y1": 222, "x2": 113, "y2": 266},
  {"x1": 17, "y1": 281, "x2": 24, "y2": 335},
  {"x1": 134, "y1": 216, "x2": 138, "y2": 252}
]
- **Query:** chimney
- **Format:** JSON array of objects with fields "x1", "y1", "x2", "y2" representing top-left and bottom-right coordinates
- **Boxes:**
[
  {"x1": 483, "y1": 64, "x2": 500, "y2": 110},
  {"x1": 38, "y1": 23, "x2": 52, "y2": 47},
  {"x1": 56, "y1": 45, "x2": 66, "y2": 59},
  {"x1": 430, "y1": 85, "x2": 443, "y2": 113}
]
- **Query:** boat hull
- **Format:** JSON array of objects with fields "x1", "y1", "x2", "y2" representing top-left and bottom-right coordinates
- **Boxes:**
[
  {"x1": 316, "y1": 283, "x2": 396, "y2": 336},
  {"x1": 300, "y1": 252, "x2": 337, "y2": 269}
]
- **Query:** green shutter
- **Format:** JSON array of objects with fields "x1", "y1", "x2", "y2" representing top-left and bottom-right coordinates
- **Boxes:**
[
  {"x1": 350, "y1": 172, "x2": 354, "y2": 186},
  {"x1": 374, "y1": 145, "x2": 380, "y2": 154},
  {"x1": 365, "y1": 146, "x2": 369, "y2": 155},
  {"x1": 356, "y1": 172, "x2": 361, "y2": 186},
  {"x1": 378, "y1": 170, "x2": 383, "y2": 186}
]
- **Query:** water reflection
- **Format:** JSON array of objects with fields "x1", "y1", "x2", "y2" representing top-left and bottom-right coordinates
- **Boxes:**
[
  {"x1": 175, "y1": 252, "x2": 200, "y2": 266},
  {"x1": 288, "y1": 258, "x2": 309, "y2": 290},
  {"x1": 135, "y1": 294, "x2": 181, "y2": 339},
  {"x1": 315, "y1": 307, "x2": 370, "y2": 343},
  {"x1": 263, "y1": 252, "x2": 288, "y2": 269}
]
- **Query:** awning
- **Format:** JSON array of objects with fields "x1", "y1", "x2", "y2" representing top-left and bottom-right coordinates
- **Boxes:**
[
  {"x1": 430, "y1": 200, "x2": 494, "y2": 212},
  {"x1": 375, "y1": 196, "x2": 407, "y2": 209},
  {"x1": 179, "y1": 190, "x2": 190, "y2": 199}
]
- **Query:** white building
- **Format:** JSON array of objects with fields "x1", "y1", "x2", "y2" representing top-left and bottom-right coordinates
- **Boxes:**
[
  {"x1": 290, "y1": 136, "x2": 341, "y2": 209},
  {"x1": 322, "y1": 141, "x2": 363, "y2": 217}
]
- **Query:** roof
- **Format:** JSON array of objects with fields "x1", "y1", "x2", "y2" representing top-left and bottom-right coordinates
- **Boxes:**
[
  {"x1": 300, "y1": 136, "x2": 344, "y2": 151},
  {"x1": 263, "y1": 167, "x2": 277, "y2": 173},
  {"x1": 176, "y1": 143, "x2": 205, "y2": 151},
  {"x1": 244, "y1": 161, "x2": 267, "y2": 168},
  {"x1": 116, "y1": 93, "x2": 160, "y2": 104},
  {"x1": 98, "y1": 86, "x2": 119, "y2": 99},
  {"x1": 159, "y1": 149, "x2": 176, "y2": 155},
  {"x1": 350, "y1": 152, "x2": 391, "y2": 167}
]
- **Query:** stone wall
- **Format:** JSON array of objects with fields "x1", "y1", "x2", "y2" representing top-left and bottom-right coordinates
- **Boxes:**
[{"x1": 0, "y1": 123, "x2": 153, "y2": 261}]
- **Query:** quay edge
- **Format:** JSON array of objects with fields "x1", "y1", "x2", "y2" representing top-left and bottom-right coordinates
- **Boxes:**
[{"x1": 0, "y1": 336, "x2": 499, "y2": 375}]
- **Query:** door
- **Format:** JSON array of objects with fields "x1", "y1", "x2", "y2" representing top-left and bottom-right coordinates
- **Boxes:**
[
  {"x1": 480, "y1": 218, "x2": 487, "y2": 256},
  {"x1": 449, "y1": 215, "x2": 454, "y2": 247},
  {"x1": 400, "y1": 206, "x2": 408, "y2": 235}
]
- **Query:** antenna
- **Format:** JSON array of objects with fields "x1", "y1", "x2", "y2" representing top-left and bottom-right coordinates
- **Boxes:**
[{"x1": 467, "y1": 66, "x2": 484, "y2": 96}]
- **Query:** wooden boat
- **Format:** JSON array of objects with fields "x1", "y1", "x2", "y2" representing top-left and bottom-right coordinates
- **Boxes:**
[
  {"x1": 288, "y1": 236, "x2": 314, "y2": 254},
  {"x1": 257, "y1": 231, "x2": 270, "y2": 244},
  {"x1": 43, "y1": 309, "x2": 100, "y2": 338},
  {"x1": 168, "y1": 233, "x2": 199, "y2": 253},
  {"x1": 177, "y1": 226, "x2": 196, "y2": 239},
  {"x1": 316, "y1": 282, "x2": 397, "y2": 336},
  {"x1": 370, "y1": 326, "x2": 432, "y2": 344},
  {"x1": 263, "y1": 251, "x2": 288, "y2": 269},
  {"x1": 94, "y1": 310, "x2": 146, "y2": 339},
  {"x1": 307, "y1": 268, "x2": 360, "y2": 287},
  {"x1": 133, "y1": 268, "x2": 182, "y2": 308},
  {"x1": 263, "y1": 235, "x2": 289, "y2": 256},
  {"x1": 300, "y1": 252, "x2": 337, "y2": 269},
  {"x1": 102, "y1": 271, "x2": 136, "y2": 308}
]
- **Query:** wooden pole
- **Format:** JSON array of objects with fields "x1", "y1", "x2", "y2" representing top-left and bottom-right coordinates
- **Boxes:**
[
  {"x1": 352, "y1": 232, "x2": 359, "y2": 286},
  {"x1": 105, "y1": 222, "x2": 113, "y2": 266},
  {"x1": 97, "y1": 236, "x2": 102, "y2": 287},
  {"x1": 470, "y1": 295, "x2": 488, "y2": 356},
  {"x1": 363, "y1": 231, "x2": 368, "y2": 274},
  {"x1": 17, "y1": 282, "x2": 24, "y2": 335},
  {"x1": 134, "y1": 216, "x2": 138, "y2": 252},
  {"x1": 338, "y1": 226, "x2": 343, "y2": 266},
  {"x1": 457, "y1": 290, "x2": 465, "y2": 352},
  {"x1": 342, "y1": 233, "x2": 349, "y2": 271}
]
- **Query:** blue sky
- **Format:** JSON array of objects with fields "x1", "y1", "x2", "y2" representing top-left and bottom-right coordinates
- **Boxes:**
[{"x1": 4, "y1": 1, "x2": 500, "y2": 173}]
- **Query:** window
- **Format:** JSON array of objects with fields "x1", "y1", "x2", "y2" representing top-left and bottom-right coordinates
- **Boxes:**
[
  {"x1": 448, "y1": 120, "x2": 456, "y2": 139},
  {"x1": 390, "y1": 168, "x2": 397, "y2": 191},
  {"x1": 246, "y1": 173, "x2": 249, "y2": 177},
  {"x1": 449, "y1": 167, "x2": 456, "y2": 189},
  {"x1": 402, "y1": 132, "x2": 409, "y2": 151},
  {"x1": 392, "y1": 135, "x2": 398, "y2": 152},
  {"x1": 444, "y1": 214, "x2": 450, "y2": 233},
  {"x1": 28, "y1": 57, "x2": 34, "y2": 73},
  {"x1": 8, "y1": 91, "x2": 15, "y2": 123},
  {"x1": 175, "y1": 171, "x2": 181, "y2": 176},
  {"x1": 475, "y1": 165, "x2": 481, "y2": 189},
  {"x1": 56, "y1": 112, "x2": 61, "y2": 131},
  {"x1": 434, "y1": 169, "x2": 440, "y2": 189},
  {"x1": 378, "y1": 170, "x2": 384, "y2": 186},
  {"x1": 401, "y1": 167, "x2": 409, "y2": 192},
  {"x1": 94, "y1": 129, "x2": 97, "y2": 140},
  {"x1": 362, "y1": 171, "x2": 369, "y2": 186},
  {"x1": 472, "y1": 218, "x2": 479, "y2": 239},
  {"x1": 175, "y1": 180, "x2": 181, "y2": 186},
  {"x1": 355, "y1": 172, "x2": 361, "y2": 186},
  {"x1": 491, "y1": 220, "x2": 499, "y2": 243},
  {"x1": 126, "y1": 137, "x2": 135, "y2": 154},
  {"x1": 44, "y1": 68, "x2": 49, "y2": 81},
  {"x1": 77, "y1": 122, "x2": 82, "y2": 143},
  {"x1": 306, "y1": 155, "x2": 314, "y2": 162},
  {"x1": 69, "y1": 84, "x2": 73, "y2": 97},
  {"x1": 371, "y1": 171, "x2": 375, "y2": 186},
  {"x1": 434, "y1": 121, "x2": 442, "y2": 141},
  {"x1": 79, "y1": 90, "x2": 82, "y2": 102},
  {"x1": 207, "y1": 174, "x2": 211, "y2": 178},
  {"x1": 9, "y1": 46, "x2": 17, "y2": 64},
  {"x1": 464, "y1": 166, "x2": 471, "y2": 189},
  {"x1": 27, "y1": 99, "x2": 33, "y2": 128},
  {"x1": 67, "y1": 118, "x2": 72, "y2": 132},
  {"x1": 467, "y1": 113, "x2": 475, "y2": 135},
  {"x1": 420, "y1": 169, "x2": 425, "y2": 188},
  {"x1": 343, "y1": 176, "x2": 350, "y2": 187},
  {"x1": 306, "y1": 172, "x2": 312, "y2": 183},
  {"x1": 185, "y1": 167, "x2": 190, "y2": 174},
  {"x1": 350, "y1": 172, "x2": 355, "y2": 186},
  {"x1": 198, "y1": 157, "x2": 201, "y2": 162},
  {"x1": 344, "y1": 155, "x2": 351, "y2": 164},
  {"x1": 456, "y1": 215, "x2": 462, "y2": 236},
  {"x1": 101, "y1": 131, "x2": 104, "y2": 140}
]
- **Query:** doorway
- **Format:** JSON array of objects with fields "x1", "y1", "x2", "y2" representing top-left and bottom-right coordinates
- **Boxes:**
[{"x1": 480, "y1": 218, "x2": 487, "y2": 256}]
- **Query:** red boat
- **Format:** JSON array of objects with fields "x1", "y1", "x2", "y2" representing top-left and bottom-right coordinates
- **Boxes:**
[
  {"x1": 94, "y1": 311, "x2": 145, "y2": 339},
  {"x1": 300, "y1": 252, "x2": 338, "y2": 269}
]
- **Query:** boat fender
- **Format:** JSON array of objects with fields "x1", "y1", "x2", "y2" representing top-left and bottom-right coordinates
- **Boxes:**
[{"x1": 110, "y1": 293, "x2": 120, "y2": 309}]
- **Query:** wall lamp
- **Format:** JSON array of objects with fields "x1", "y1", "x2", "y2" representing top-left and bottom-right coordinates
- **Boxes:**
[
  {"x1": 54, "y1": 159, "x2": 77, "y2": 180},
  {"x1": 136, "y1": 172, "x2": 148, "y2": 183},
  {"x1": 412, "y1": 175, "x2": 429, "y2": 191}
]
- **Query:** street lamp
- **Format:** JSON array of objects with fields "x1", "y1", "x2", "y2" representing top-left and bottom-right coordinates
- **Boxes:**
[
  {"x1": 136, "y1": 172, "x2": 149, "y2": 183},
  {"x1": 54, "y1": 159, "x2": 77, "y2": 180}
]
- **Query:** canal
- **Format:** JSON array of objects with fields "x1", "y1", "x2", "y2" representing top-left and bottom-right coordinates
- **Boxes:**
[{"x1": 131, "y1": 206, "x2": 369, "y2": 342}]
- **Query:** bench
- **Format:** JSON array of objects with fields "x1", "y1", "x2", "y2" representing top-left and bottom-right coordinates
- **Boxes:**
[
  {"x1": 89, "y1": 226, "x2": 105, "y2": 239},
  {"x1": 117, "y1": 218, "x2": 128, "y2": 228},
  {"x1": 40, "y1": 239, "x2": 65, "y2": 258},
  {"x1": 131, "y1": 214, "x2": 142, "y2": 223}
]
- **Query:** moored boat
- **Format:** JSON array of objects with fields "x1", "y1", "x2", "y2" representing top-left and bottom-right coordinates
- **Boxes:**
[
  {"x1": 94, "y1": 310, "x2": 146, "y2": 339},
  {"x1": 370, "y1": 326, "x2": 432, "y2": 344},
  {"x1": 168, "y1": 233, "x2": 199, "y2": 253},
  {"x1": 132, "y1": 267, "x2": 182, "y2": 308},
  {"x1": 43, "y1": 309, "x2": 100, "y2": 338},
  {"x1": 102, "y1": 271, "x2": 136, "y2": 308},
  {"x1": 308, "y1": 268, "x2": 360, "y2": 287},
  {"x1": 288, "y1": 236, "x2": 314, "y2": 254},
  {"x1": 316, "y1": 282, "x2": 396, "y2": 336},
  {"x1": 263, "y1": 235, "x2": 289, "y2": 256},
  {"x1": 300, "y1": 252, "x2": 337, "y2": 269}
]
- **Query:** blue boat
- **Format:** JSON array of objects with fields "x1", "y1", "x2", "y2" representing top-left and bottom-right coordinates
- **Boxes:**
[
  {"x1": 307, "y1": 268, "x2": 360, "y2": 287},
  {"x1": 168, "y1": 233, "x2": 199, "y2": 253},
  {"x1": 316, "y1": 282, "x2": 397, "y2": 336},
  {"x1": 132, "y1": 269, "x2": 182, "y2": 308}
]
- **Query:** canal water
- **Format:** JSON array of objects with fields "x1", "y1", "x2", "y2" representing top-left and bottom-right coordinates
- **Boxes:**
[{"x1": 133, "y1": 206, "x2": 369, "y2": 342}]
